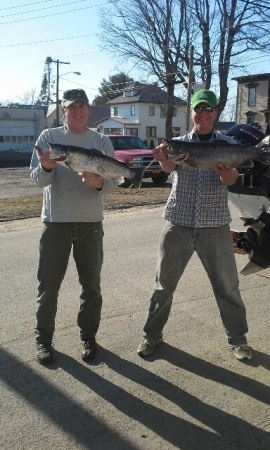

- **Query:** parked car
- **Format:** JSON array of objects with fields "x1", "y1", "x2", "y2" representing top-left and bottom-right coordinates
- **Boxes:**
[{"x1": 108, "y1": 135, "x2": 169, "y2": 186}]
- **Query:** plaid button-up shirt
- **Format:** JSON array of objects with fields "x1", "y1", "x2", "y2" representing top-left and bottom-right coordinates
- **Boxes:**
[{"x1": 163, "y1": 129, "x2": 237, "y2": 228}]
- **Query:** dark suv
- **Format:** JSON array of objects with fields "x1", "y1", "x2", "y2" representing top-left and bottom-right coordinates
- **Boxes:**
[{"x1": 108, "y1": 135, "x2": 169, "y2": 186}]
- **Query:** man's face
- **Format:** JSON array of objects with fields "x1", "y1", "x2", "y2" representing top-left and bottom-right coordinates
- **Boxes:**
[
  {"x1": 191, "y1": 102, "x2": 218, "y2": 134},
  {"x1": 63, "y1": 101, "x2": 90, "y2": 131}
]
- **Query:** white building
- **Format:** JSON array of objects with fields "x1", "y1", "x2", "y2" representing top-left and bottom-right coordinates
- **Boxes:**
[
  {"x1": 95, "y1": 83, "x2": 187, "y2": 145},
  {"x1": 0, "y1": 105, "x2": 46, "y2": 165}
]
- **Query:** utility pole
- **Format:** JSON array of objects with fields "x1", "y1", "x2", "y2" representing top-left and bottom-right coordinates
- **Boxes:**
[
  {"x1": 47, "y1": 58, "x2": 70, "y2": 126},
  {"x1": 185, "y1": 45, "x2": 194, "y2": 133}
]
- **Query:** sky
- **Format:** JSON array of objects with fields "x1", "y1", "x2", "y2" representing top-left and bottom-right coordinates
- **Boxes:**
[
  {"x1": 0, "y1": 0, "x2": 269, "y2": 109},
  {"x1": 0, "y1": 0, "x2": 125, "y2": 104}
]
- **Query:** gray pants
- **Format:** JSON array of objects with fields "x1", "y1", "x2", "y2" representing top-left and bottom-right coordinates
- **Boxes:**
[
  {"x1": 143, "y1": 221, "x2": 248, "y2": 347},
  {"x1": 35, "y1": 222, "x2": 103, "y2": 344}
]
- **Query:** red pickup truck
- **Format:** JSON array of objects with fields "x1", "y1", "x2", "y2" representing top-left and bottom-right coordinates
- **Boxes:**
[{"x1": 108, "y1": 135, "x2": 169, "y2": 186}]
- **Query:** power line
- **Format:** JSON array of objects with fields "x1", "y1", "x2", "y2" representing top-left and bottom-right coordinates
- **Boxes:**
[
  {"x1": 0, "y1": 1, "x2": 108, "y2": 25},
  {"x1": 0, "y1": 0, "x2": 89, "y2": 18},
  {"x1": 0, "y1": 34, "x2": 95, "y2": 48},
  {"x1": 0, "y1": 0, "x2": 54, "y2": 11}
]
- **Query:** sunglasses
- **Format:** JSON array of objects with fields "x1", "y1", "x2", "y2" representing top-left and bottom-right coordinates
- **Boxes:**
[{"x1": 193, "y1": 106, "x2": 216, "y2": 113}]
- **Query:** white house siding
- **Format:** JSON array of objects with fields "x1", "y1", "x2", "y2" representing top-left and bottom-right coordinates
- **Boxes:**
[
  {"x1": 98, "y1": 103, "x2": 186, "y2": 143},
  {"x1": 139, "y1": 104, "x2": 186, "y2": 142}
]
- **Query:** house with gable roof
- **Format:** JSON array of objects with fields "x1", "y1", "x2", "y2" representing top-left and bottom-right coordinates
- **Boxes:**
[{"x1": 94, "y1": 83, "x2": 186, "y2": 144}]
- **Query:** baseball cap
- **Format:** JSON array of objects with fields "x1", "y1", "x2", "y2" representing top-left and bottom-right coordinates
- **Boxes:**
[
  {"x1": 61, "y1": 89, "x2": 89, "y2": 107},
  {"x1": 191, "y1": 89, "x2": 217, "y2": 109}
]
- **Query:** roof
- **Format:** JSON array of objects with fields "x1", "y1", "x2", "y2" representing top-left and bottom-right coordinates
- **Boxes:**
[
  {"x1": 106, "y1": 84, "x2": 186, "y2": 106},
  {"x1": 232, "y1": 73, "x2": 270, "y2": 83},
  {"x1": 95, "y1": 117, "x2": 139, "y2": 126},
  {"x1": 87, "y1": 105, "x2": 110, "y2": 128}
]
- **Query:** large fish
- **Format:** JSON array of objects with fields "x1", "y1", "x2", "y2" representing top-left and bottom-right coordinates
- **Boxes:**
[
  {"x1": 46, "y1": 143, "x2": 145, "y2": 188},
  {"x1": 164, "y1": 135, "x2": 270, "y2": 170}
]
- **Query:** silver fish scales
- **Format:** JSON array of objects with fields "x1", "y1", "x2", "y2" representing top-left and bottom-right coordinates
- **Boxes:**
[
  {"x1": 164, "y1": 135, "x2": 270, "y2": 170},
  {"x1": 47, "y1": 143, "x2": 145, "y2": 188}
]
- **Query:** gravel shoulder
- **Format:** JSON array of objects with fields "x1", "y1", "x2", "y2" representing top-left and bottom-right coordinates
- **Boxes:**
[{"x1": 0, "y1": 167, "x2": 171, "y2": 222}]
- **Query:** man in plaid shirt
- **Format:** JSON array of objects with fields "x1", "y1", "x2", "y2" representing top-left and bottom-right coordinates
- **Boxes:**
[{"x1": 137, "y1": 89, "x2": 252, "y2": 362}]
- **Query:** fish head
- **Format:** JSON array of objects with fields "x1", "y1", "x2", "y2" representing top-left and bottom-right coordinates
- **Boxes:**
[
  {"x1": 48, "y1": 143, "x2": 68, "y2": 162},
  {"x1": 163, "y1": 139, "x2": 188, "y2": 164}
]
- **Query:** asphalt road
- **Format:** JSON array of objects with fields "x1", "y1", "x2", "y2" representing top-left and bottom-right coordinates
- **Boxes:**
[{"x1": 1, "y1": 206, "x2": 270, "y2": 450}]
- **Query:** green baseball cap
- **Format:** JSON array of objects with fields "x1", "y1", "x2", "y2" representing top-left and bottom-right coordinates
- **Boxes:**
[{"x1": 191, "y1": 89, "x2": 217, "y2": 109}]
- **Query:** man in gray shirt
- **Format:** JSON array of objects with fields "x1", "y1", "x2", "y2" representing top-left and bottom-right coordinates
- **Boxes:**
[{"x1": 30, "y1": 89, "x2": 116, "y2": 364}]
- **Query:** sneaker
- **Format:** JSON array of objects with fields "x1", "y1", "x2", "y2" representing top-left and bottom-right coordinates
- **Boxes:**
[
  {"x1": 137, "y1": 337, "x2": 163, "y2": 357},
  {"x1": 81, "y1": 338, "x2": 97, "y2": 361},
  {"x1": 36, "y1": 342, "x2": 54, "y2": 364},
  {"x1": 233, "y1": 345, "x2": 252, "y2": 361}
]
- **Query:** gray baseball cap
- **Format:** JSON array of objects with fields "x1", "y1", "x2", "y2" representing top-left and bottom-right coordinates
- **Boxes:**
[{"x1": 61, "y1": 89, "x2": 89, "y2": 107}]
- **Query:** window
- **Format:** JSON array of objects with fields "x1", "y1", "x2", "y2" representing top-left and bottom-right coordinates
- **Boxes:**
[
  {"x1": 11, "y1": 136, "x2": 16, "y2": 142},
  {"x1": 172, "y1": 127, "x2": 180, "y2": 137},
  {"x1": 131, "y1": 105, "x2": 135, "y2": 116},
  {"x1": 160, "y1": 106, "x2": 166, "y2": 118},
  {"x1": 146, "y1": 126, "x2": 156, "y2": 138},
  {"x1": 0, "y1": 136, "x2": 4, "y2": 142},
  {"x1": 111, "y1": 106, "x2": 118, "y2": 116},
  {"x1": 160, "y1": 106, "x2": 177, "y2": 118},
  {"x1": 4, "y1": 136, "x2": 10, "y2": 142},
  {"x1": 104, "y1": 128, "x2": 122, "y2": 134},
  {"x1": 248, "y1": 85, "x2": 256, "y2": 106},
  {"x1": 149, "y1": 105, "x2": 155, "y2": 116},
  {"x1": 246, "y1": 113, "x2": 256, "y2": 125},
  {"x1": 126, "y1": 128, "x2": 138, "y2": 136}
]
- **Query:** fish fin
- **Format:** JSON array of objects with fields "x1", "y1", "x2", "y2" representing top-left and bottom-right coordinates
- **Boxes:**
[
  {"x1": 88, "y1": 147, "x2": 105, "y2": 156},
  {"x1": 128, "y1": 167, "x2": 145, "y2": 188}
]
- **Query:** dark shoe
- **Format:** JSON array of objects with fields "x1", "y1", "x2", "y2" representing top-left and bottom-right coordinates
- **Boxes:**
[
  {"x1": 137, "y1": 337, "x2": 163, "y2": 357},
  {"x1": 81, "y1": 338, "x2": 97, "y2": 361},
  {"x1": 36, "y1": 342, "x2": 54, "y2": 364},
  {"x1": 233, "y1": 345, "x2": 252, "y2": 361}
]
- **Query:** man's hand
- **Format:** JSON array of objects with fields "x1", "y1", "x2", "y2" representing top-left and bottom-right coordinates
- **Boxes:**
[
  {"x1": 152, "y1": 142, "x2": 169, "y2": 163},
  {"x1": 215, "y1": 164, "x2": 239, "y2": 186},
  {"x1": 35, "y1": 146, "x2": 56, "y2": 172},
  {"x1": 78, "y1": 171, "x2": 104, "y2": 189}
]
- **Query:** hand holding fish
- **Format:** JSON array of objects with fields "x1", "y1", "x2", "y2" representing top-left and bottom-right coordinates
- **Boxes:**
[
  {"x1": 152, "y1": 143, "x2": 169, "y2": 163},
  {"x1": 214, "y1": 164, "x2": 239, "y2": 186},
  {"x1": 152, "y1": 142, "x2": 177, "y2": 172},
  {"x1": 78, "y1": 171, "x2": 104, "y2": 189},
  {"x1": 35, "y1": 146, "x2": 56, "y2": 172}
]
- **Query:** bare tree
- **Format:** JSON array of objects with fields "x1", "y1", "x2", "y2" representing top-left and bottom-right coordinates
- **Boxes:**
[
  {"x1": 99, "y1": 0, "x2": 196, "y2": 138},
  {"x1": 193, "y1": 0, "x2": 270, "y2": 115},
  {"x1": 99, "y1": 0, "x2": 270, "y2": 133},
  {"x1": 17, "y1": 88, "x2": 39, "y2": 105}
]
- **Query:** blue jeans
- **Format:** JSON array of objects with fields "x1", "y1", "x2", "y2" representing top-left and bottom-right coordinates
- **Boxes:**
[
  {"x1": 35, "y1": 222, "x2": 103, "y2": 344},
  {"x1": 143, "y1": 221, "x2": 248, "y2": 347}
]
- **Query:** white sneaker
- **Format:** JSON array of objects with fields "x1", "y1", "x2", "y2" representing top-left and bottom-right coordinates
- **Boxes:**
[{"x1": 233, "y1": 345, "x2": 252, "y2": 361}]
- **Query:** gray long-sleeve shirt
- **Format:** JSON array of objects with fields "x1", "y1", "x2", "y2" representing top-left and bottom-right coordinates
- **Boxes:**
[{"x1": 30, "y1": 127, "x2": 117, "y2": 222}]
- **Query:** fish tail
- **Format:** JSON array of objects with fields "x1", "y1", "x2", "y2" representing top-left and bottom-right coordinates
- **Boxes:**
[
  {"x1": 257, "y1": 135, "x2": 270, "y2": 164},
  {"x1": 129, "y1": 167, "x2": 145, "y2": 188}
]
